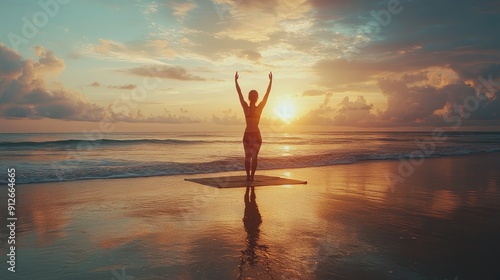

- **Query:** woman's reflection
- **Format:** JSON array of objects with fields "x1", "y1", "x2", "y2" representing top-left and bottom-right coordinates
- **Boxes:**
[{"x1": 240, "y1": 186, "x2": 264, "y2": 266}]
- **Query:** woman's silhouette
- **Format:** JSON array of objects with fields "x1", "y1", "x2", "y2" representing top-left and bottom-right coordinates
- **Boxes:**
[{"x1": 235, "y1": 71, "x2": 273, "y2": 181}]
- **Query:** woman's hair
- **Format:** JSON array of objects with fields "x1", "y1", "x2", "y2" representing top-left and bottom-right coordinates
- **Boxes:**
[{"x1": 248, "y1": 90, "x2": 259, "y2": 103}]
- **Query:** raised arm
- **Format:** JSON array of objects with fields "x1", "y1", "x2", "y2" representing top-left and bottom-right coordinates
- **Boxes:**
[
  {"x1": 235, "y1": 71, "x2": 247, "y2": 109},
  {"x1": 259, "y1": 71, "x2": 273, "y2": 109}
]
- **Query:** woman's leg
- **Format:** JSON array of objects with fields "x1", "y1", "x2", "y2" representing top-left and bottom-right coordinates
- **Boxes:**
[
  {"x1": 243, "y1": 142, "x2": 252, "y2": 180},
  {"x1": 250, "y1": 143, "x2": 261, "y2": 180}
]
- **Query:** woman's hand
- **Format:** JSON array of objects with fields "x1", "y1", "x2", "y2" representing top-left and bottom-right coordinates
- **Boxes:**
[
  {"x1": 235, "y1": 71, "x2": 239, "y2": 81},
  {"x1": 269, "y1": 71, "x2": 272, "y2": 81}
]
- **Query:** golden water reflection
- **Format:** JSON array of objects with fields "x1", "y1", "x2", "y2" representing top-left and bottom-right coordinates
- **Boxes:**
[{"x1": 9, "y1": 153, "x2": 500, "y2": 279}]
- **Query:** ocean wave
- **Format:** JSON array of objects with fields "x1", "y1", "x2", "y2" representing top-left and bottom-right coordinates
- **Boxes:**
[
  {"x1": 0, "y1": 138, "x2": 210, "y2": 149},
  {"x1": 0, "y1": 137, "x2": 366, "y2": 149},
  {"x1": 4, "y1": 147, "x2": 500, "y2": 184}
]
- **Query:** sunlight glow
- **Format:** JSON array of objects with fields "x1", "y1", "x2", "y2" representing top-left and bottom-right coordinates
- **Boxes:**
[
  {"x1": 281, "y1": 145, "x2": 291, "y2": 156},
  {"x1": 274, "y1": 101, "x2": 296, "y2": 123}
]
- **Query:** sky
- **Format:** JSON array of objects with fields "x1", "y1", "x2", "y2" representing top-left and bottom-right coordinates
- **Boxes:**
[{"x1": 0, "y1": 0, "x2": 499, "y2": 132}]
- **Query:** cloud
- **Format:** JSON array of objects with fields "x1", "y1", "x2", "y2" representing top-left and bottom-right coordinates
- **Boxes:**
[
  {"x1": 34, "y1": 46, "x2": 65, "y2": 73},
  {"x1": 214, "y1": 16, "x2": 281, "y2": 43},
  {"x1": 297, "y1": 91, "x2": 378, "y2": 126},
  {"x1": 478, "y1": 64, "x2": 500, "y2": 82},
  {"x1": 334, "y1": 96, "x2": 376, "y2": 125},
  {"x1": 89, "y1": 39, "x2": 176, "y2": 62},
  {"x1": 0, "y1": 44, "x2": 24, "y2": 78},
  {"x1": 108, "y1": 108, "x2": 200, "y2": 124},
  {"x1": 295, "y1": 93, "x2": 336, "y2": 125},
  {"x1": 212, "y1": 108, "x2": 244, "y2": 125},
  {"x1": 107, "y1": 84, "x2": 137, "y2": 90},
  {"x1": 178, "y1": 31, "x2": 260, "y2": 62},
  {"x1": 212, "y1": 0, "x2": 312, "y2": 42},
  {"x1": 0, "y1": 46, "x2": 105, "y2": 121},
  {"x1": 160, "y1": 1, "x2": 314, "y2": 64},
  {"x1": 308, "y1": 55, "x2": 500, "y2": 125},
  {"x1": 378, "y1": 78, "x2": 500, "y2": 123},
  {"x1": 0, "y1": 45, "x2": 200, "y2": 124},
  {"x1": 240, "y1": 49, "x2": 262, "y2": 62},
  {"x1": 274, "y1": 0, "x2": 499, "y2": 89},
  {"x1": 88, "y1": 82, "x2": 137, "y2": 90},
  {"x1": 126, "y1": 65, "x2": 206, "y2": 81},
  {"x1": 313, "y1": 59, "x2": 382, "y2": 87},
  {"x1": 338, "y1": 95, "x2": 373, "y2": 111},
  {"x1": 171, "y1": 1, "x2": 196, "y2": 18},
  {"x1": 440, "y1": 83, "x2": 500, "y2": 121},
  {"x1": 142, "y1": 2, "x2": 159, "y2": 15},
  {"x1": 378, "y1": 79, "x2": 450, "y2": 122},
  {"x1": 224, "y1": 0, "x2": 310, "y2": 20},
  {"x1": 302, "y1": 89, "x2": 329, "y2": 96},
  {"x1": 312, "y1": 53, "x2": 468, "y2": 94},
  {"x1": 143, "y1": 0, "x2": 499, "y2": 73}
]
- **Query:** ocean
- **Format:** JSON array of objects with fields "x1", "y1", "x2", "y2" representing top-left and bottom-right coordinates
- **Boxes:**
[{"x1": 1, "y1": 131, "x2": 500, "y2": 184}]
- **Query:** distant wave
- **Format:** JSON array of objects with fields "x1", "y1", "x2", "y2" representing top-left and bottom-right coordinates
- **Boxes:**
[
  {"x1": 0, "y1": 138, "x2": 211, "y2": 149},
  {"x1": 5, "y1": 147, "x2": 500, "y2": 184},
  {"x1": 3, "y1": 131, "x2": 500, "y2": 184},
  {"x1": 0, "y1": 138, "x2": 359, "y2": 149}
]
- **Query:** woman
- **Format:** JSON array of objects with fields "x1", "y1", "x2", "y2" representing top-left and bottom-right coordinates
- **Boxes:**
[{"x1": 235, "y1": 71, "x2": 272, "y2": 181}]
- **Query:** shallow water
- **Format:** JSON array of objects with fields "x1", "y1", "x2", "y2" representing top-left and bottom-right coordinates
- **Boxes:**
[
  {"x1": 1, "y1": 153, "x2": 499, "y2": 279},
  {"x1": 2, "y1": 131, "x2": 500, "y2": 184}
]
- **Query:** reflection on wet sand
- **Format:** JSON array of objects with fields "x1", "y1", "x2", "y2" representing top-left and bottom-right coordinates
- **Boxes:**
[
  {"x1": 239, "y1": 186, "x2": 270, "y2": 278},
  {"x1": 18, "y1": 186, "x2": 69, "y2": 247},
  {"x1": 2, "y1": 153, "x2": 499, "y2": 279}
]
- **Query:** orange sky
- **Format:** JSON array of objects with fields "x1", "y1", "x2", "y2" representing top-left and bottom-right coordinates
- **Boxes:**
[{"x1": 1, "y1": 0, "x2": 499, "y2": 132}]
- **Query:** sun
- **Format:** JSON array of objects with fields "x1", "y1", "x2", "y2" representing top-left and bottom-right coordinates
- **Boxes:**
[{"x1": 274, "y1": 101, "x2": 296, "y2": 123}]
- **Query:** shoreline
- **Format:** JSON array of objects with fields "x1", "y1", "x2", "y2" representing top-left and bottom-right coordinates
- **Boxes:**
[{"x1": 10, "y1": 150, "x2": 500, "y2": 186}]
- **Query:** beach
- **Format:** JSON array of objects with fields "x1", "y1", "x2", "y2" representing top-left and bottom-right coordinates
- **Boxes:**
[
  {"x1": 1, "y1": 0, "x2": 499, "y2": 279},
  {"x1": 1, "y1": 152, "x2": 499, "y2": 279}
]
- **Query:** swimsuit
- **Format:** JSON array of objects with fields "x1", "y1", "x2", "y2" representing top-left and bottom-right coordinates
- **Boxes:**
[
  {"x1": 243, "y1": 131, "x2": 262, "y2": 146},
  {"x1": 243, "y1": 106, "x2": 262, "y2": 146}
]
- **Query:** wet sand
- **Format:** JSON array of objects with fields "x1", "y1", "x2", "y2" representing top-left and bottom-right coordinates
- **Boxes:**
[{"x1": 1, "y1": 153, "x2": 500, "y2": 279}]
